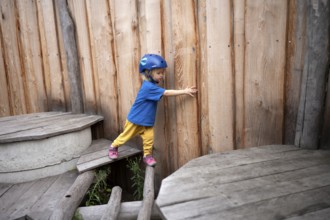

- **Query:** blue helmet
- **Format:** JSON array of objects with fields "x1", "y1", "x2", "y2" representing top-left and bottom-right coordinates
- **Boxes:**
[{"x1": 139, "y1": 54, "x2": 167, "y2": 73}]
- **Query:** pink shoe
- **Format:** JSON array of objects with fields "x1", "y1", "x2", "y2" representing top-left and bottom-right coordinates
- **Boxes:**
[
  {"x1": 143, "y1": 155, "x2": 157, "y2": 167},
  {"x1": 108, "y1": 146, "x2": 118, "y2": 159}
]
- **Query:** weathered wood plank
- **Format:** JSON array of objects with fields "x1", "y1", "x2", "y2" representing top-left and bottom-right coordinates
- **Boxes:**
[
  {"x1": 163, "y1": 186, "x2": 330, "y2": 220},
  {"x1": 159, "y1": 154, "x2": 330, "y2": 206},
  {"x1": 56, "y1": 0, "x2": 84, "y2": 114},
  {"x1": 157, "y1": 146, "x2": 330, "y2": 219},
  {"x1": 0, "y1": 183, "x2": 12, "y2": 196},
  {"x1": 36, "y1": 0, "x2": 66, "y2": 111},
  {"x1": 76, "y1": 201, "x2": 161, "y2": 220},
  {"x1": 171, "y1": 0, "x2": 200, "y2": 167},
  {"x1": 0, "y1": 112, "x2": 72, "y2": 135},
  {"x1": 285, "y1": 207, "x2": 330, "y2": 220},
  {"x1": 101, "y1": 186, "x2": 122, "y2": 220},
  {"x1": 284, "y1": 0, "x2": 306, "y2": 145},
  {"x1": 244, "y1": 0, "x2": 287, "y2": 147},
  {"x1": 49, "y1": 170, "x2": 95, "y2": 220},
  {"x1": 233, "y1": 0, "x2": 245, "y2": 149},
  {"x1": 85, "y1": 0, "x2": 119, "y2": 139},
  {"x1": 295, "y1": 0, "x2": 330, "y2": 149},
  {"x1": 206, "y1": 0, "x2": 234, "y2": 152},
  {"x1": 0, "y1": 113, "x2": 103, "y2": 143},
  {"x1": 0, "y1": 0, "x2": 27, "y2": 115},
  {"x1": 7, "y1": 176, "x2": 58, "y2": 219},
  {"x1": 77, "y1": 143, "x2": 141, "y2": 173},
  {"x1": 16, "y1": 0, "x2": 47, "y2": 113}
]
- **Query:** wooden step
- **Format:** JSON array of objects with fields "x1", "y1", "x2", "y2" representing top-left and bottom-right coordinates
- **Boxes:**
[{"x1": 76, "y1": 139, "x2": 142, "y2": 173}]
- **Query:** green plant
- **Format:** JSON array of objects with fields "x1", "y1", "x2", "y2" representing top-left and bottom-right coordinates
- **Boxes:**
[
  {"x1": 127, "y1": 157, "x2": 145, "y2": 200},
  {"x1": 85, "y1": 166, "x2": 112, "y2": 206}
]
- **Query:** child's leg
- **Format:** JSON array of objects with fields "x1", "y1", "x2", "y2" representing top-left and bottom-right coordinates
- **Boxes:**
[
  {"x1": 109, "y1": 120, "x2": 140, "y2": 159},
  {"x1": 140, "y1": 126, "x2": 154, "y2": 156},
  {"x1": 112, "y1": 120, "x2": 140, "y2": 147},
  {"x1": 140, "y1": 127, "x2": 156, "y2": 166}
]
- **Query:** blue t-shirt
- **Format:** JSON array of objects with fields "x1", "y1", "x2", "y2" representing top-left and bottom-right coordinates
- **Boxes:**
[{"x1": 127, "y1": 81, "x2": 165, "y2": 126}]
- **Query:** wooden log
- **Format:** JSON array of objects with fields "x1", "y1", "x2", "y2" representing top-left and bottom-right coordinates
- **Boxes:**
[
  {"x1": 76, "y1": 201, "x2": 161, "y2": 220},
  {"x1": 101, "y1": 186, "x2": 122, "y2": 220},
  {"x1": 295, "y1": 0, "x2": 329, "y2": 149},
  {"x1": 49, "y1": 170, "x2": 95, "y2": 220},
  {"x1": 137, "y1": 166, "x2": 155, "y2": 220},
  {"x1": 206, "y1": 0, "x2": 234, "y2": 152},
  {"x1": 55, "y1": 0, "x2": 84, "y2": 114}
]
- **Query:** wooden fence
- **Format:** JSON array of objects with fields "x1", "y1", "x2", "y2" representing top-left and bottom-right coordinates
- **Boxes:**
[{"x1": 0, "y1": 0, "x2": 329, "y2": 181}]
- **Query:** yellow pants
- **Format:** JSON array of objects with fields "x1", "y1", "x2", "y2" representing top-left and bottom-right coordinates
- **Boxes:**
[{"x1": 112, "y1": 120, "x2": 154, "y2": 156}]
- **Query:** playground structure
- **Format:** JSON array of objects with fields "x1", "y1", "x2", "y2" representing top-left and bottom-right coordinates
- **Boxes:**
[{"x1": 0, "y1": 0, "x2": 329, "y2": 219}]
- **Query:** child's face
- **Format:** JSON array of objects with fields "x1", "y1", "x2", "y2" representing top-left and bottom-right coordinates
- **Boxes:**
[{"x1": 151, "y1": 68, "x2": 165, "y2": 84}]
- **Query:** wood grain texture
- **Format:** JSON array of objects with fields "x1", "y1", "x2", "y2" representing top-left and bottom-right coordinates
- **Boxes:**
[
  {"x1": 101, "y1": 186, "x2": 122, "y2": 220},
  {"x1": 36, "y1": 0, "x2": 66, "y2": 112},
  {"x1": 85, "y1": 0, "x2": 119, "y2": 140},
  {"x1": 206, "y1": 0, "x2": 234, "y2": 152},
  {"x1": 172, "y1": 0, "x2": 200, "y2": 167},
  {"x1": 156, "y1": 145, "x2": 330, "y2": 220},
  {"x1": 76, "y1": 139, "x2": 141, "y2": 173},
  {"x1": 244, "y1": 0, "x2": 287, "y2": 147}
]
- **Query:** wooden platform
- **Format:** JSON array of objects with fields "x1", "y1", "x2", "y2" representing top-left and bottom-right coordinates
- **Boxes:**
[
  {"x1": 0, "y1": 171, "x2": 78, "y2": 220},
  {"x1": 0, "y1": 112, "x2": 103, "y2": 143},
  {"x1": 76, "y1": 139, "x2": 142, "y2": 173},
  {"x1": 156, "y1": 145, "x2": 330, "y2": 220}
]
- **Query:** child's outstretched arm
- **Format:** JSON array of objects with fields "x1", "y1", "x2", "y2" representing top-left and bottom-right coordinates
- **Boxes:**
[{"x1": 163, "y1": 86, "x2": 197, "y2": 97}]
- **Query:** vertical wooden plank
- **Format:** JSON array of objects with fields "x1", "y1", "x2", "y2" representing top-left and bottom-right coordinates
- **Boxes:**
[
  {"x1": 85, "y1": 0, "x2": 119, "y2": 139},
  {"x1": 0, "y1": 0, "x2": 27, "y2": 115},
  {"x1": 36, "y1": 0, "x2": 66, "y2": 111},
  {"x1": 0, "y1": 24, "x2": 10, "y2": 116},
  {"x1": 295, "y1": 0, "x2": 329, "y2": 149},
  {"x1": 233, "y1": 0, "x2": 245, "y2": 149},
  {"x1": 321, "y1": 72, "x2": 330, "y2": 149},
  {"x1": 161, "y1": 0, "x2": 178, "y2": 172},
  {"x1": 284, "y1": 0, "x2": 306, "y2": 145},
  {"x1": 139, "y1": 0, "x2": 169, "y2": 189},
  {"x1": 111, "y1": 0, "x2": 141, "y2": 129},
  {"x1": 16, "y1": 0, "x2": 47, "y2": 113},
  {"x1": 68, "y1": 0, "x2": 96, "y2": 114},
  {"x1": 172, "y1": 0, "x2": 200, "y2": 167},
  {"x1": 244, "y1": 0, "x2": 287, "y2": 147},
  {"x1": 206, "y1": 0, "x2": 234, "y2": 152},
  {"x1": 197, "y1": 0, "x2": 209, "y2": 155}
]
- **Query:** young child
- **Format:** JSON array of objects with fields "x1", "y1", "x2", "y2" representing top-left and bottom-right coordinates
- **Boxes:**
[{"x1": 109, "y1": 54, "x2": 197, "y2": 166}]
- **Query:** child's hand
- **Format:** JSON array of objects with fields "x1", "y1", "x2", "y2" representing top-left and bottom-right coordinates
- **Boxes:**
[{"x1": 184, "y1": 86, "x2": 198, "y2": 97}]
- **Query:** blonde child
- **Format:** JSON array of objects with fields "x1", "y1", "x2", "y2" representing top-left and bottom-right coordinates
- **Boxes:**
[{"x1": 109, "y1": 54, "x2": 197, "y2": 166}]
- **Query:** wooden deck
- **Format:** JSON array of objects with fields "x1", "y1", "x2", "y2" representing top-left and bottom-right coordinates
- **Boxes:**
[
  {"x1": 0, "y1": 171, "x2": 78, "y2": 220},
  {"x1": 156, "y1": 145, "x2": 330, "y2": 220}
]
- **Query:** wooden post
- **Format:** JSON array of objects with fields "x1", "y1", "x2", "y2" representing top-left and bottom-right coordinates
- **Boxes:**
[
  {"x1": 101, "y1": 186, "x2": 122, "y2": 220},
  {"x1": 295, "y1": 0, "x2": 329, "y2": 149},
  {"x1": 137, "y1": 166, "x2": 155, "y2": 220},
  {"x1": 49, "y1": 170, "x2": 95, "y2": 220},
  {"x1": 55, "y1": 0, "x2": 84, "y2": 113}
]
